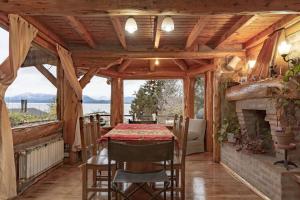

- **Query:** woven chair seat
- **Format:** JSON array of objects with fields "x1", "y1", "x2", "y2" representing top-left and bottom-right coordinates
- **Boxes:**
[{"x1": 113, "y1": 169, "x2": 169, "y2": 183}]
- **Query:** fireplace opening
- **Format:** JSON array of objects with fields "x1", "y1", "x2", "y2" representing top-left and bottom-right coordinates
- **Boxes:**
[{"x1": 242, "y1": 110, "x2": 274, "y2": 154}]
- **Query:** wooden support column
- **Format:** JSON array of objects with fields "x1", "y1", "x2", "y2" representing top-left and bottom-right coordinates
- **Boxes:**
[
  {"x1": 110, "y1": 77, "x2": 124, "y2": 126},
  {"x1": 205, "y1": 70, "x2": 214, "y2": 152},
  {"x1": 213, "y1": 71, "x2": 221, "y2": 162},
  {"x1": 183, "y1": 76, "x2": 195, "y2": 118},
  {"x1": 56, "y1": 62, "x2": 64, "y2": 120}
]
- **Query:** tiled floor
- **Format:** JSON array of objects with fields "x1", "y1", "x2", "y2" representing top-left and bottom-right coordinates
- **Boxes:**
[{"x1": 17, "y1": 153, "x2": 262, "y2": 200}]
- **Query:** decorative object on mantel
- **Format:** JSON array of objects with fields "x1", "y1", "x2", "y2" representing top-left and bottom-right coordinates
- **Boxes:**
[{"x1": 273, "y1": 143, "x2": 298, "y2": 170}]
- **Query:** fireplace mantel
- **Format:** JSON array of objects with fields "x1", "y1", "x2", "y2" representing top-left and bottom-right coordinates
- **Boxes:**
[{"x1": 225, "y1": 78, "x2": 300, "y2": 101}]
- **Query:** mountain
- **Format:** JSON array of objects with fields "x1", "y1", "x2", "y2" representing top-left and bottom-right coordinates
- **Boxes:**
[
  {"x1": 5, "y1": 93, "x2": 56, "y2": 103},
  {"x1": 5, "y1": 93, "x2": 135, "y2": 104}
]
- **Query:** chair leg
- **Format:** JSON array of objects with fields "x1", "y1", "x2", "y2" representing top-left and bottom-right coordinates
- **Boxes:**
[
  {"x1": 92, "y1": 169, "x2": 97, "y2": 186},
  {"x1": 175, "y1": 169, "x2": 179, "y2": 187},
  {"x1": 181, "y1": 170, "x2": 185, "y2": 200},
  {"x1": 82, "y1": 164, "x2": 88, "y2": 200}
]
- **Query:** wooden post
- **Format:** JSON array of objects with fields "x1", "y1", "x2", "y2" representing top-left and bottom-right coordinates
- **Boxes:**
[
  {"x1": 183, "y1": 76, "x2": 195, "y2": 118},
  {"x1": 56, "y1": 62, "x2": 64, "y2": 120},
  {"x1": 213, "y1": 71, "x2": 221, "y2": 162},
  {"x1": 205, "y1": 71, "x2": 214, "y2": 152},
  {"x1": 110, "y1": 77, "x2": 124, "y2": 126}
]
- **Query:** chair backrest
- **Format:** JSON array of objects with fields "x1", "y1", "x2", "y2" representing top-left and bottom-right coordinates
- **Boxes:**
[
  {"x1": 173, "y1": 114, "x2": 182, "y2": 139},
  {"x1": 79, "y1": 115, "x2": 98, "y2": 162},
  {"x1": 187, "y1": 119, "x2": 206, "y2": 141},
  {"x1": 179, "y1": 117, "x2": 189, "y2": 164},
  {"x1": 108, "y1": 138, "x2": 174, "y2": 163},
  {"x1": 128, "y1": 119, "x2": 157, "y2": 124}
]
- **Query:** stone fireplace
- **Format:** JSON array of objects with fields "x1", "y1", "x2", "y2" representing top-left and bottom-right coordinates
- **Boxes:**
[{"x1": 221, "y1": 79, "x2": 300, "y2": 200}]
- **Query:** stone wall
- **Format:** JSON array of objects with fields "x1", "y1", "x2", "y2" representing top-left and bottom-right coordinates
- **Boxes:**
[{"x1": 221, "y1": 144, "x2": 300, "y2": 200}]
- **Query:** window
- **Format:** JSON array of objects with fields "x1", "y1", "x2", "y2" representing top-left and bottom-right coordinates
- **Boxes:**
[
  {"x1": 2, "y1": 33, "x2": 59, "y2": 126},
  {"x1": 194, "y1": 76, "x2": 205, "y2": 119},
  {"x1": 5, "y1": 65, "x2": 58, "y2": 127},
  {"x1": 82, "y1": 76, "x2": 111, "y2": 126},
  {"x1": 124, "y1": 79, "x2": 183, "y2": 124}
]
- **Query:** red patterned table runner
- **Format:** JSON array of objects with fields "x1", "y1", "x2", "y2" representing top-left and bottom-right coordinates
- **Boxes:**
[{"x1": 99, "y1": 124, "x2": 174, "y2": 141}]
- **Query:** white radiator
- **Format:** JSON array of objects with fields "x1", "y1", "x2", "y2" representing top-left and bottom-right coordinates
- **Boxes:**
[{"x1": 18, "y1": 138, "x2": 64, "y2": 180}]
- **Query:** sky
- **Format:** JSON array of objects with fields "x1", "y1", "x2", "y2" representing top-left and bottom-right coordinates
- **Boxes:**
[{"x1": 0, "y1": 27, "x2": 145, "y2": 99}]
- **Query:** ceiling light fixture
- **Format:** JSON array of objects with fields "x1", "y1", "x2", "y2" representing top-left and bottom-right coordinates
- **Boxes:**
[
  {"x1": 161, "y1": 16, "x2": 174, "y2": 32},
  {"x1": 125, "y1": 17, "x2": 138, "y2": 34},
  {"x1": 247, "y1": 60, "x2": 256, "y2": 70},
  {"x1": 155, "y1": 59, "x2": 160, "y2": 65}
]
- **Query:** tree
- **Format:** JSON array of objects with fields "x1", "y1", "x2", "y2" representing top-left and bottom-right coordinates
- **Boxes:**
[
  {"x1": 194, "y1": 76, "x2": 205, "y2": 118},
  {"x1": 130, "y1": 80, "x2": 183, "y2": 118}
]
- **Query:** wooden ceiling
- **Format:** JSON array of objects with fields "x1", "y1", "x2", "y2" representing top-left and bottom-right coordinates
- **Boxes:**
[{"x1": 2, "y1": 1, "x2": 300, "y2": 78}]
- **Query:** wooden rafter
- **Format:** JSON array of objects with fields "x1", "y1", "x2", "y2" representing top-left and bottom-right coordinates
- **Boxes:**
[
  {"x1": 73, "y1": 50, "x2": 245, "y2": 59},
  {"x1": 212, "y1": 15, "x2": 257, "y2": 49},
  {"x1": 172, "y1": 59, "x2": 189, "y2": 71},
  {"x1": 65, "y1": 16, "x2": 96, "y2": 48},
  {"x1": 190, "y1": 59, "x2": 211, "y2": 65},
  {"x1": 35, "y1": 64, "x2": 57, "y2": 87},
  {"x1": 244, "y1": 14, "x2": 300, "y2": 49},
  {"x1": 110, "y1": 16, "x2": 127, "y2": 49},
  {"x1": 118, "y1": 60, "x2": 132, "y2": 72},
  {"x1": 154, "y1": 16, "x2": 164, "y2": 48},
  {"x1": 185, "y1": 16, "x2": 210, "y2": 49},
  {"x1": 1, "y1": 1, "x2": 300, "y2": 15},
  {"x1": 149, "y1": 60, "x2": 156, "y2": 72}
]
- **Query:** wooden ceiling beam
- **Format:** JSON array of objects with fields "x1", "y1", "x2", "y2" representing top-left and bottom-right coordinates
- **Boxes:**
[
  {"x1": 118, "y1": 60, "x2": 132, "y2": 72},
  {"x1": 110, "y1": 16, "x2": 127, "y2": 49},
  {"x1": 149, "y1": 60, "x2": 156, "y2": 72},
  {"x1": 244, "y1": 14, "x2": 300, "y2": 49},
  {"x1": 65, "y1": 16, "x2": 96, "y2": 48},
  {"x1": 187, "y1": 64, "x2": 216, "y2": 76},
  {"x1": 213, "y1": 15, "x2": 257, "y2": 49},
  {"x1": 186, "y1": 16, "x2": 210, "y2": 49},
  {"x1": 1, "y1": 1, "x2": 300, "y2": 15},
  {"x1": 35, "y1": 64, "x2": 57, "y2": 87},
  {"x1": 172, "y1": 59, "x2": 189, "y2": 71},
  {"x1": 154, "y1": 16, "x2": 164, "y2": 49},
  {"x1": 72, "y1": 50, "x2": 245, "y2": 59},
  {"x1": 103, "y1": 58, "x2": 124, "y2": 70}
]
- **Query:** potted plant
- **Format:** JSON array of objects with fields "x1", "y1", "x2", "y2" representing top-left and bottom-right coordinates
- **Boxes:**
[
  {"x1": 272, "y1": 63, "x2": 300, "y2": 145},
  {"x1": 218, "y1": 116, "x2": 241, "y2": 143}
]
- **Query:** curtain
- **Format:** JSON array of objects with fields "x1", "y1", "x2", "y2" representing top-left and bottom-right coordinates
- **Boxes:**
[
  {"x1": 57, "y1": 45, "x2": 83, "y2": 151},
  {"x1": 0, "y1": 14, "x2": 37, "y2": 199}
]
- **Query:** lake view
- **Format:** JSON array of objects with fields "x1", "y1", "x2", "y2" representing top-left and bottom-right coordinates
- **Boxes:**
[{"x1": 6, "y1": 102, "x2": 132, "y2": 115}]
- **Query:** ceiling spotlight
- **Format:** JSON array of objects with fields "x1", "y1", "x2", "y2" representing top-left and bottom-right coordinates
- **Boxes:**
[
  {"x1": 161, "y1": 16, "x2": 174, "y2": 32},
  {"x1": 125, "y1": 17, "x2": 138, "y2": 34},
  {"x1": 155, "y1": 59, "x2": 160, "y2": 65}
]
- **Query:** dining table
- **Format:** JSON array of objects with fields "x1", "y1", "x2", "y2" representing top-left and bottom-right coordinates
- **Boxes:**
[{"x1": 99, "y1": 123, "x2": 175, "y2": 200}]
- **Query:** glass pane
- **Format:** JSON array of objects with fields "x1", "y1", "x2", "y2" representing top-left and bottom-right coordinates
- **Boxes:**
[{"x1": 194, "y1": 76, "x2": 205, "y2": 119}]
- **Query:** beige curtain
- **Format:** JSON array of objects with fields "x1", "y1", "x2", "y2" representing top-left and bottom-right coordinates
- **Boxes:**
[
  {"x1": 0, "y1": 14, "x2": 37, "y2": 199},
  {"x1": 56, "y1": 45, "x2": 83, "y2": 151}
]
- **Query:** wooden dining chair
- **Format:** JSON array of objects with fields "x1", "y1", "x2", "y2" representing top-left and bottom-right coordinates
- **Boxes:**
[
  {"x1": 108, "y1": 137, "x2": 175, "y2": 200},
  {"x1": 79, "y1": 115, "x2": 114, "y2": 200},
  {"x1": 155, "y1": 116, "x2": 189, "y2": 199},
  {"x1": 174, "y1": 116, "x2": 189, "y2": 200}
]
